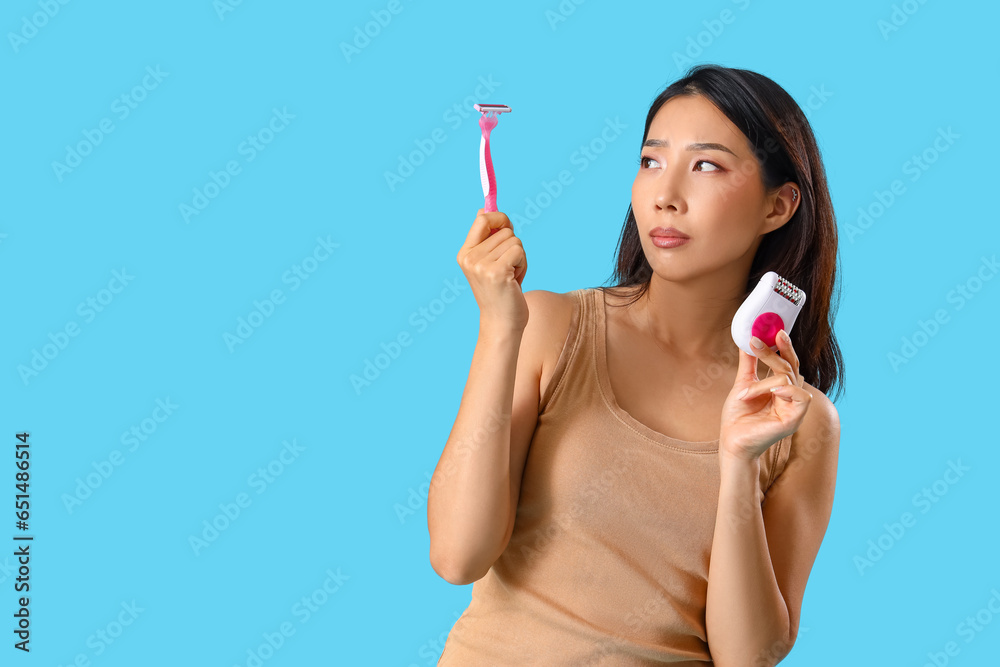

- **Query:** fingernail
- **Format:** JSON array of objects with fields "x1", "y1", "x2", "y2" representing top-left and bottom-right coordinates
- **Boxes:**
[
  {"x1": 750, "y1": 336, "x2": 764, "y2": 349},
  {"x1": 737, "y1": 387, "x2": 749, "y2": 399},
  {"x1": 779, "y1": 330, "x2": 789, "y2": 343}
]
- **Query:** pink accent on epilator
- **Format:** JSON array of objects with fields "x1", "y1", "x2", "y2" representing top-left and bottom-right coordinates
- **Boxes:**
[
  {"x1": 751, "y1": 312, "x2": 785, "y2": 348},
  {"x1": 480, "y1": 113, "x2": 498, "y2": 212}
]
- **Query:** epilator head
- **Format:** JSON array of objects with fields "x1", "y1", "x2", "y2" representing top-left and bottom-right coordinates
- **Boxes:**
[{"x1": 731, "y1": 271, "x2": 806, "y2": 357}]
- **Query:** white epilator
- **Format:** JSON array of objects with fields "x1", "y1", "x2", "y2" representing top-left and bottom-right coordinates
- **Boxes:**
[{"x1": 731, "y1": 271, "x2": 806, "y2": 357}]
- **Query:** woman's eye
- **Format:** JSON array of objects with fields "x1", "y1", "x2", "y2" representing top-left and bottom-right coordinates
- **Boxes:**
[{"x1": 638, "y1": 156, "x2": 722, "y2": 172}]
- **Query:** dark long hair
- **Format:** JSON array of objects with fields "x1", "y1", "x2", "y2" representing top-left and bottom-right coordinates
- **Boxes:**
[{"x1": 601, "y1": 64, "x2": 845, "y2": 401}]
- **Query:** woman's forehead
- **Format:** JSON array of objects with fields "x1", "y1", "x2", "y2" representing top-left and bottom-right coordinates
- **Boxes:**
[{"x1": 647, "y1": 96, "x2": 749, "y2": 155}]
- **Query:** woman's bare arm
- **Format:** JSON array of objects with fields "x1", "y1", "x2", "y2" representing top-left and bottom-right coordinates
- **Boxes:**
[{"x1": 427, "y1": 290, "x2": 569, "y2": 585}]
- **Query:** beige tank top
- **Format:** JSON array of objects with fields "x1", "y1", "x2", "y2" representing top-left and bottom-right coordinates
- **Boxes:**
[{"x1": 438, "y1": 287, "x2": 792, "y2": 666}]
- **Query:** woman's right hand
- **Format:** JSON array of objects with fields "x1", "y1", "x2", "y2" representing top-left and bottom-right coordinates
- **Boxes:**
[{"x1": 457, "y1": 208, "x2": 529, "y2": 333}]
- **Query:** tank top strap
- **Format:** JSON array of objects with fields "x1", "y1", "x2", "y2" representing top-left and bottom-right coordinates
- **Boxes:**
[
  {"x1": 535, "y1": 286, "x2": 794, "y2": 490},
  {"x1": 764, "y1": 432, "x2": 794, "y2": 496},
  {"x1": 538, "y1": 288, "x2": 593, "y2": 416}
]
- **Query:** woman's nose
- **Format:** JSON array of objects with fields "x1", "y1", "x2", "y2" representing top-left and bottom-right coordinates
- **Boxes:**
[{"x1": 654, "y1": 169, "x2": 685, "y2": 212}]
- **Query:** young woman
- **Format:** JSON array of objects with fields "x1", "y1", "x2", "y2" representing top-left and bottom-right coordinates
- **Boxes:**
[{"x1": 428, "y1": 64, "x2": 844, "y2": 666}]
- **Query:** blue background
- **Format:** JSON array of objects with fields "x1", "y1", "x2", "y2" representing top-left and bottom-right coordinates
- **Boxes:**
[{"x1": 2, "y1": 0, "x2": 998, "y2": 664}]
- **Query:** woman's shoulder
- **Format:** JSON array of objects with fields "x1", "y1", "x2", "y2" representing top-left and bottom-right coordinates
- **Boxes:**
[
  {"x1": 785, "y1": 379, "x2": 840, "y2": 471},
  {"x1": 521, "y1": 289, "x2": 593, "y2": 387},
  {"x1": 523, "y1": 285, "x2": 618, "y2": 320},
  {"x1": 798, "y1": 380, "x2": 840, "y2": 434},
  {"x1": 521, "y1": 285, "x2": 643, "y2": 333},
  {"x1": 515, "y1": 291, "x2": 574, "y2": 409},
  {"x1": 526, "y1": 284, "x2": 643, "y2": 303},
  {"x1": 598, "y1": 284, "x2": 645, "y2": 305},
  {"x1": 522, "y1": 289, "x2": 579, "y2": 334}
]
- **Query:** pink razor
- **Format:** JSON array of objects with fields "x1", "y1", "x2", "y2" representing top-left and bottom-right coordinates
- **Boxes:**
[{"x1": 474, "y1": 103, "x2": 511, "y2": 213}]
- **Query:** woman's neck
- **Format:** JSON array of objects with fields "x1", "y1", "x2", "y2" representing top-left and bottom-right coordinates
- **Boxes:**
[{"x1": 637, "y1": 274, "x2": 745, "y2": 363}]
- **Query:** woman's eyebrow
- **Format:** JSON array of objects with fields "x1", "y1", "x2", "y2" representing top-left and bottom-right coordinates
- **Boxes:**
[{"x1": 642, "y1": 138, "x2": 737, "y2": 156}]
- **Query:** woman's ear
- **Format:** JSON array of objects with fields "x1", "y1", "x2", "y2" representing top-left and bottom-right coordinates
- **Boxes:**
[{"x1": 763, "y1": 182, "x2": 800, "y2": 234}]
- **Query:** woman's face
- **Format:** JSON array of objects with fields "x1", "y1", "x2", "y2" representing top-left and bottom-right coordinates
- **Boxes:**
[{"x1": 631, "y1": 94, "x2": 779, "y2": 282}]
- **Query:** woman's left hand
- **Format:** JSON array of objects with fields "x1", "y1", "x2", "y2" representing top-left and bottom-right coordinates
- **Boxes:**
[{"x1": 719, "y1": 330, "x2": 813, "y2": 462}]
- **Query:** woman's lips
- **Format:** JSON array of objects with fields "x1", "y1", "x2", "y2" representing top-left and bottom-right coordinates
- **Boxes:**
[{"x1": 651, "y1": 236, "x2": 690, "y2": 248}]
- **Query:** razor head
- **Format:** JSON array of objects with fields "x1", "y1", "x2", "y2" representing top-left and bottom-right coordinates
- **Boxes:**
[{"x1": 474, "y1": 103, "x2": 511, "y2": 116}]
